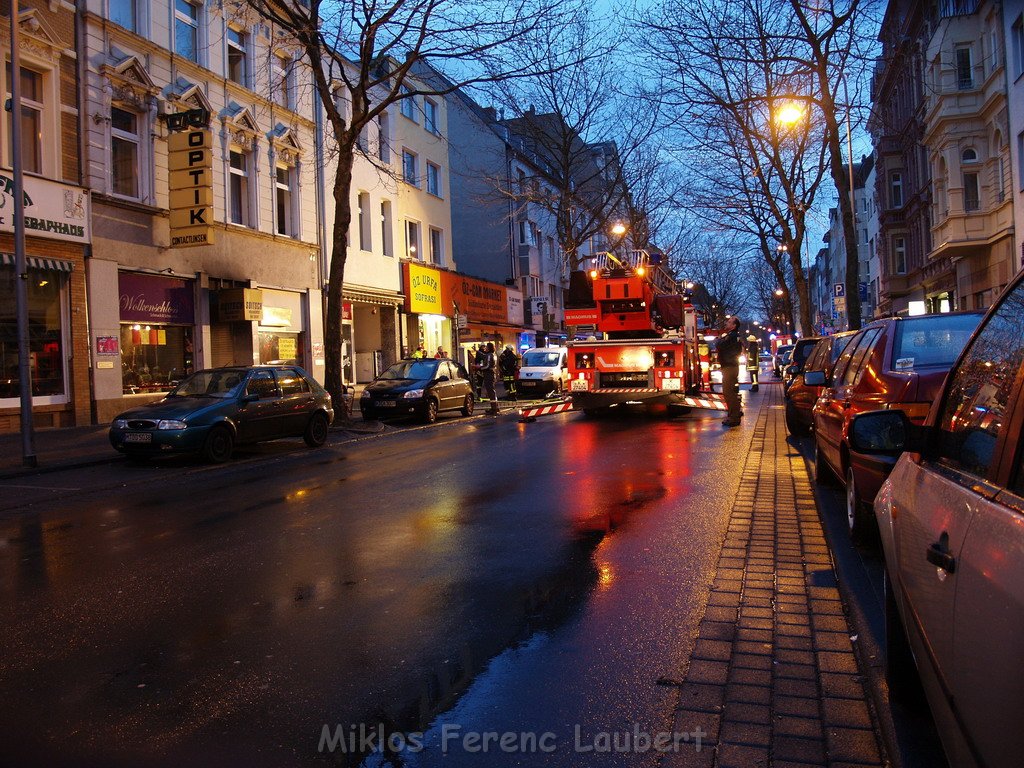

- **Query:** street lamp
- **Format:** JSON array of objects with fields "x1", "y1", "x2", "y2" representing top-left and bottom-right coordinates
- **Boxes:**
[
  {"x1": 610, "y1": 222, "x2": 627, "y2": 236},
  {"x1": 774, "y1": 288, "x2": 785, "y2": 297},
  {"x1": 775, "y1": 102, "x2": 804, "y2": 127}
]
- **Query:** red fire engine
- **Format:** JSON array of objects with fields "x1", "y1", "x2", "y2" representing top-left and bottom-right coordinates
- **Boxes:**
[{"x1": 562, "y1": 250, "x2": 720, "y2": 416}]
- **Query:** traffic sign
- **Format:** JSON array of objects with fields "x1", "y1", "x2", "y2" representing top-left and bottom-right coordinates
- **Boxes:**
[
  {"x1": 834, "y1": 296, "x2": 847, "y2": 312},
  {"x1": 834, "y1": 283, "x2": 845, "y2": 298},
  {"x1": 858, "y1": 282, "x2": 868, "y2": 301}
]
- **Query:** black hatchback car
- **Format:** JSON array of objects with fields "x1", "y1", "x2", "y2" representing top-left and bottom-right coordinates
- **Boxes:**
[
  {"x1": 109, "y1": 366, "x2": 334, "y2": 462},
  {"x1": 360, "y1": 358, "x2": 475, "y2": 423}
]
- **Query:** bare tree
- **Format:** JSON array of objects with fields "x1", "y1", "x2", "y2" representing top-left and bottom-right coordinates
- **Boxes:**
[{"x1": 240, "y1": 0, "x2": 578, "y2": 411}]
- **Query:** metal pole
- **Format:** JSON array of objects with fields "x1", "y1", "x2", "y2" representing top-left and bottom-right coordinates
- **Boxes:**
[
  {"x1": 11, "y1": 0, "x2": 36, "y2": 467},
  {"x1": 843, "y1": 74, "x2": 856, "y2": 331}
]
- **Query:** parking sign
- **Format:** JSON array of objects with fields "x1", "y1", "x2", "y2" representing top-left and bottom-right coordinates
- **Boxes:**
[{"x1": 834, "y1": 283, "x2": 845, "y2": 298}]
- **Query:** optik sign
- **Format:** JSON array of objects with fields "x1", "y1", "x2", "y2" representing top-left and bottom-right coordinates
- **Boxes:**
[{"x1": 166, "y1": 110, "x2": 215, "y2": 248}]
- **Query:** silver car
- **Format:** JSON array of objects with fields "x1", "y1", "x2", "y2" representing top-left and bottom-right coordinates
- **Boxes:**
[{"x1": 849, "y1": 273, "x2": 1024, "y2": 768}]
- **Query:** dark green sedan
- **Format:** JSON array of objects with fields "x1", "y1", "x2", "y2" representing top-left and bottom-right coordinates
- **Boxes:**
[{"x1": 108, "y1": 366, "x2": 334, "y2": 462}]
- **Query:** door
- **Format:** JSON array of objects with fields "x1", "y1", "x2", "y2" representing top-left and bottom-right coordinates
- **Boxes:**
[
  {"x1": 276, "y1": 368, "x2": 316, "y2": 435},
  {"x1": 435, "y1": 362, "x2": 458, "y2": 410},
  {"x1": 894, "y1": 288, "x2": 1024, "y2": 763},
  {"x1": 238, "y1": 369, "x2": 282, "y2": 442},
  {"x1": 816, "y1": 329, "x2": 873, "y2": 469}
]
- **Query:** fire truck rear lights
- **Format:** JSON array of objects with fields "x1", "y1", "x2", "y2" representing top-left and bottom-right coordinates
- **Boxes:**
[
  {"x1": 636, "y1": 267, "x2": 646, "y2": 276},
  {"x1": 589, "y1": 270, "x2": 598, "y2": 279}
]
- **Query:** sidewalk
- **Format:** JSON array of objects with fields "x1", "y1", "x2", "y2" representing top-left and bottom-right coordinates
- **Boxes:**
[{"x1": 666, "y1": 384, "x2": 885, "y2": 768}]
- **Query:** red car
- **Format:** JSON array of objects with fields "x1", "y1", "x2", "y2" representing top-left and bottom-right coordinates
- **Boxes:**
[
  {"x1": 784, "y1": 331, "x2": 857, "y2": 437},
  {"x1": 811, "y1": 311, "x2": 983, "y2": 541}
]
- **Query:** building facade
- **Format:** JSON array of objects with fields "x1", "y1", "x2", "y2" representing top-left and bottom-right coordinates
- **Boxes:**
[
  {"x1": 0, "y1": 1, "x2": 92, "y2": 432},
  {"x1": 1004, "y1": 1, "x2": 1024, "y2": 277},
  {"x1": 81, "y1": 0, "x2": 324, "y2": 423}
]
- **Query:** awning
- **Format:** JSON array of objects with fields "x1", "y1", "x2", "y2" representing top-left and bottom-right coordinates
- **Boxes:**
[
  {"x1": 343, "y1": 286, "x2": 404, "y2": 307},
  {"x1": 0, "y1": 253, "x2": 75, "y2": 272}
]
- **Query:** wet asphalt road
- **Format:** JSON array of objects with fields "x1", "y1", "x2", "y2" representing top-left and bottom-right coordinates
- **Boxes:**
[{"x1": 0, "y1": 404, "x2": 755, "y2": 768}]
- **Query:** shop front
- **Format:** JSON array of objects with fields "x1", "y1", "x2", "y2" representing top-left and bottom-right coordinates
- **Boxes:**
[
  {"x1": 344, "y1": 287, "x2": 403, "y2": 383},
  {"x1": 0, "y1": 175, "x2": 91, "y2": 432},
  {"x1": 402, "y1": 261, "x2": 454, "y2": 359}
]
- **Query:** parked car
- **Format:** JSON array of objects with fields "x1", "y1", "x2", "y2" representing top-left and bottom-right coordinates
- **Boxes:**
[
  {"x1": 773, "y1": 345, "x2": 794, "y2": 377},
  {"x1": 782, "y1": 337, "x2": 821, "y2": 393},
  {"x1": 360, "y1": 358, "x2": 474, "y2": 423},
  {"x1": 811, "y1": 311, "x2": 984, "y2": 540},
  {"x1": 848, "y1": 273, "x2": 1024, "y2": 768},
  {"x1": 108, "y1": 366, "x2": 334, "y2": 463},
  {"x1": 784, "y1": 331, "x2": 857, "y2": 437},
  {"x1": 516, "y1": 347, "x2": 568, "y2": 395}
]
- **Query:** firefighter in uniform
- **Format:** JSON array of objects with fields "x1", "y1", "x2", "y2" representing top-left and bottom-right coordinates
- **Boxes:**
[
  {"x1": 498, "y1": 345, "x2": 520, "y2": 401},
  {"x1": 746, "y1": 333, "x2": 760, "y2": 392}
]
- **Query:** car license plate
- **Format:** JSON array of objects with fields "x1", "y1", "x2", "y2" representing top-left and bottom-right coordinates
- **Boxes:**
[
  {"x1": 662, "y1": 378, "x2": 681, "y2": 391},
  {"x1": 570, "y1": 379, "x2": 589, "y2": 391},
  {"x1": 123, "y1": 432, "x2": 152, "y2": 443},
  {"x1": 376, "y1": 400, "x2": 397, "y2": 408}
]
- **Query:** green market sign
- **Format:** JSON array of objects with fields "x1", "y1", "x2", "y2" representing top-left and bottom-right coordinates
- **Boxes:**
[{"x1": 0, "y1": 172, "x2": 91, "y2": 244}]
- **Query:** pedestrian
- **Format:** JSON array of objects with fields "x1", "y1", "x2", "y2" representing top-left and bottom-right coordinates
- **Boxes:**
[
  {"x1": 434, "y1": 347, "x2": 446, "y2": 359},
  {"x1": 746, "y1": 333, "x2": 760, "y2": 393},
  {"x1": 472, "y1": 344, "x2": 486, "y2": 397},
  {"x1": 481, "y1": 342, "x2": 499, "y2": 414},
  {"x1": 498, "y1": 344, "x2": 520, "y2": 401},
  {"x1": 716, "y1": 316, "x2": 743, "y2": 427},
  {"x1": 412, "y1": 344, "x2": 426, "y2": 359}
]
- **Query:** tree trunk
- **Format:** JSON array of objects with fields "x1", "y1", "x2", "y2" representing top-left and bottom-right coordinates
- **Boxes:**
[
  {"x1": 324, "y1": 145, "x2": 356, "y2": 421},
  {"x1": 786, "y1": 240, "x2": 813, "y2": 336}
]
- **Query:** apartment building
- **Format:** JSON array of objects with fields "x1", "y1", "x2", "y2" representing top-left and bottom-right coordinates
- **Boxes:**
[
  {"x1": 0, "y1": 1, "x2": 92, "y2": 431},
  {"x1": 80, "y1": 0, "x2": 324, "y2": 423},
  {"x1": 1004, "y1": 1, "x2": 1024, "y2": 272}
]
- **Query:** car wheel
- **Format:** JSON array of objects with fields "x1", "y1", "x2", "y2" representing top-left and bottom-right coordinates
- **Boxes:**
[
  {"x1": 884, "y1": 569, "x2": 922, "y2": 701},
  {"x1": 785, "y1": 403, "x2": 810, "y2": 437},
  {"x1": 202, "y1": 425, "x2": 234, "y2": 463},
  {"x1": 845, "y1": 466, "x2": 873, "y2": 544},
  {"x1": 814, "y1": 438, "x2": 836, "y2": 485},
  {"x1": 304, "y1": 411, "x2": 329, "y2": 447},
  {"x1": 461, "y1": 394, "x2": 474, "y2": 417},
  {"x1": 423, "y1": 398, "x2": 439, "y2": 424}
]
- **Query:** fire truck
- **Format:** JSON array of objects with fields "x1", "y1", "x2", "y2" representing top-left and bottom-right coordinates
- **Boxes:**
[{"x1": 562, "y1": 250, "x2": 718, "y2": 416}]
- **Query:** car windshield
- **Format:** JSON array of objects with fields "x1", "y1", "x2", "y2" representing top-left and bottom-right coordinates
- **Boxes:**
[
  {"x1": 523, "y1": 352, "x2": 561, "y2": 367},
  {"x1": 892, "y1": 313, "x2": 983, "y2": 369},
  {"x1": 380, "y1": 360, "x2": 439, "y2": 380},
  {"x1": 170, "y1": 370, "x2": 245, "y2": 398}
]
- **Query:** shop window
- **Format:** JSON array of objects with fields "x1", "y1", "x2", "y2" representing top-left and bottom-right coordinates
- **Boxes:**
[
  {"x1": 120, "y1": 324, "x2": 194, "y2": 395},
  {"x1": 111, "y1": 106, "x2": 140, "y2": 198},
  {"x1": 259, "y1": 331, "x2": 301, "y2": 365},
  {"x1": 227, "y1": 27, "x2": 248, "y2": 87},
  {"x1": 5, "y1": 64, "x2": 44, "y2": 175},
  {"x1": 0, "y1": 268, "x2": 65, "y2": 401}
]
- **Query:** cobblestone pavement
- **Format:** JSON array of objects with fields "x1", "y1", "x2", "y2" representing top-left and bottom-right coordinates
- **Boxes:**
[{"x1": 666, "y1": 385, "x2": 885, "y2": 768}]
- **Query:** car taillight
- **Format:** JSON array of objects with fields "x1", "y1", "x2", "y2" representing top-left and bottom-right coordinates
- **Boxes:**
[{"x1": 887, "y1": 402, "x2": 931, "y2": 421}]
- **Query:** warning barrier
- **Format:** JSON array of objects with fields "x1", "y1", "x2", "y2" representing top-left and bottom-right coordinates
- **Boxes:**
[
  {"x1": 678, "y1": 393, "x2": 728, "y2": 411},
  {"x1": 518, "y1": 400, "x2": 574, "y2": 422}
]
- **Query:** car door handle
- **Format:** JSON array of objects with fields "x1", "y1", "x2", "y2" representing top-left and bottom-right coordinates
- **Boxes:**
[{"x1": 926, "y1": 542, "x2": 956, "y2": 574}]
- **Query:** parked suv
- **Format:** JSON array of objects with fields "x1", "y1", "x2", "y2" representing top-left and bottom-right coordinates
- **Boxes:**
[
  {"x1": 784, "y1": 331, "x2": 857, "y2": 437},
  {"x1": 782, "y1": 337, "x2": 820, "y2": 393},
  {"x1": 812, "y1": 311, "x2": 983, "y2": 540},
  {"x1": 848, "y1": 274, "x2": 1024, "y2": 768}
]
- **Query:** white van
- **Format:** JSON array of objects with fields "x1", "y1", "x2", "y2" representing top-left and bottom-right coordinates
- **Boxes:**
[{"x1": 516, "y1": 347, "x2": 568, "y2": 395}]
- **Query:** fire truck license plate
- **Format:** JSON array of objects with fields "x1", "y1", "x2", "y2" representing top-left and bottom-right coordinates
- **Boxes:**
[
  {"x1": 663, "y1": 378, "x2": 681, "y2": 391},
  {"x1": 570, "y1": 380, "x2": 589, "y2": 391}
]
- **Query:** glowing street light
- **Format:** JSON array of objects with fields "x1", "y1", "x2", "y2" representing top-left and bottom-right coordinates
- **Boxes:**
[
  {"x1": 775, "y1": 103, "x2": 804, "y2": 126},
  {"x1": 610, "y1": 222, "x2": 627, "y2": 236}
]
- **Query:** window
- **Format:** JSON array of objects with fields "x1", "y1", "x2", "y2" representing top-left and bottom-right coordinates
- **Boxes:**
[
  {"x1": 840, "y1": 328, "x2": 882, "y2": 387},
  {"x1": 1019, "y1": 132, "x2": 1024, "y2": 191},
  {"x1": 831, "y1": 329, "x2": 869, "y2": 383},
  {"x1": 400, "y1": 86, "x2": 416, "y2": 121},
  {"x1": 381, "y1": 200, "x2": 393, "y2": 256},
  {"x1": 377, "y1": 112, "x2": 390, "y2": 162},
  {"x1": 246, "y1": 369, "x2": 278, "y2": 399},
  {"x1": 961, "y1": 147, "x2": 978, "y2": 163},
  {"x1": 174, "y1": 0, "x2": 200, "y2": 63},
  {"x1": 1013, "y1": 15, "x2": 1024, "y2": 79},
  {"x1": 424, "y1": 99, "x2": 438, "y2": 134},
  {"x1": 893, "y1": 236, "x2": 907, "y2": 274},
  {"x1": 229, "y1": 150, "x2": 251, "y2": 226},
  {"x1": 892, "y1": 313, "x2": 980, "y2": 369},
  {"x1": 936, "y1": 281, "x2": 1024, "y2": 477},
  {"x1": 357, "y1": 124, "x2": 369, "y2": 153},
  {"x1": 120, "y1": 324, "x2": 193, "y2": 395},
  {"x1": 549, "y1": 283, "x2": 558, "y2": 310},
  {"x1": 889, "y1": 172, "x2": 903, "y2": 208},
  {"x1": 963, "y1": 171, "x2": 980, "y2": 211},
  {"x1": 429, "y1": 228, "x2": 442, "y2": 265},
  {"x1": 358, "y1": 192, "x2": 371, "y2": 251},
  {"x1": 955, "y1": 45, "x2": 973, "y2": 89},
  {"x1": 406, "y1": 220, "x2": 420, "y2": 258},
  {"x1": 275, "y1": 165, "x2": 294, "y2": 237},
  {"x1": 402, "y1": 150, "x2": 418, "y2": 185},
  {"x1": 227, "y1": 28, "x2": 247, "y2": 87},
  {"x1": 110, "y1": 0, "x2": 136, "y2": 31},
  {"x1": 111, "y1": 106, "x2": 139, "y2": 198},
  {"x1": 1, "y1": 268, "x2": 66, "y2": 401},
  {"x1": 278, "y1": 370, "x2": 310, "y2": 396},
  {"x1": 426, "y1": 162, "x2": 441, "y2": 196},
  {"x1": 5, "y1": 65, "x2": 43, "y2": 175},
  {"x1": 273, "y1": 54, "x2": 292, "y2": 109}
]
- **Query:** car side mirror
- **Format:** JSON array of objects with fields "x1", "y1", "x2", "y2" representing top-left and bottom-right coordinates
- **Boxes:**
[
  {"x1": 803, "y1": 370, "x2": 826, "y2": 386},
  {"x1": 786, "y1": 364, "x2": 799, "y2": 376},
  {"x1": 849, "y1": 409, "x2": 929, "y2": 454},
  {"x1": 243, "y1": 392, "x2": 260, "y2": 403}
]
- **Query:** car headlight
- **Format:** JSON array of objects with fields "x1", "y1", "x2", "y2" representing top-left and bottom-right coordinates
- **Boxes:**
[
  {"x1": 113, "y1": 418, "x2": 128, "y2": 429},
  {"x1": 403, "y1": 389, "x2": 424, "y2": 399},
  {"x1": 360, "y1": 390, "x2": 370, "y2": 399},
  {"x1": 157, "y1": 419, "x2": 187, "y2": 430}
]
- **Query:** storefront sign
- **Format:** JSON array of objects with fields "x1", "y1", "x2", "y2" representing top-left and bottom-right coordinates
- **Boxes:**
[
  {"x1": 96, "y1": 336, "x2": 119, "y2": 355},
  {"x1": 261, "y1": 306, "x2": 293, "y2": 328},
  {"x1": 277, "y1": 337, "x2": 297, "y2": 360},
  {"x1": 219, "y1": 288, "x2": 263, "y2": 322},
  {"x1": 0, "y1": 173, "x2": 90, "y2": 244},
  {"x1": 343, "y1": 302, "x2": 353, "y2": 321},
  {"x1": 118, "y1": 273, "x2": 195, "y2": 325},
  {"x1": 404, "y1": 262, "x2": 444, "y2": 315},
  {"x1": 506, "y1": 288, "x2": 524, "y2": 326},
  {"x1": 444, "y1": 272, "x2": 506, "y2": 325},
  {"x1": 167, "y1": 127, "x2": 215, "y2": 248},
  {"x1": 565, "y1": 308, "x2": 599, "y2": 324}
]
